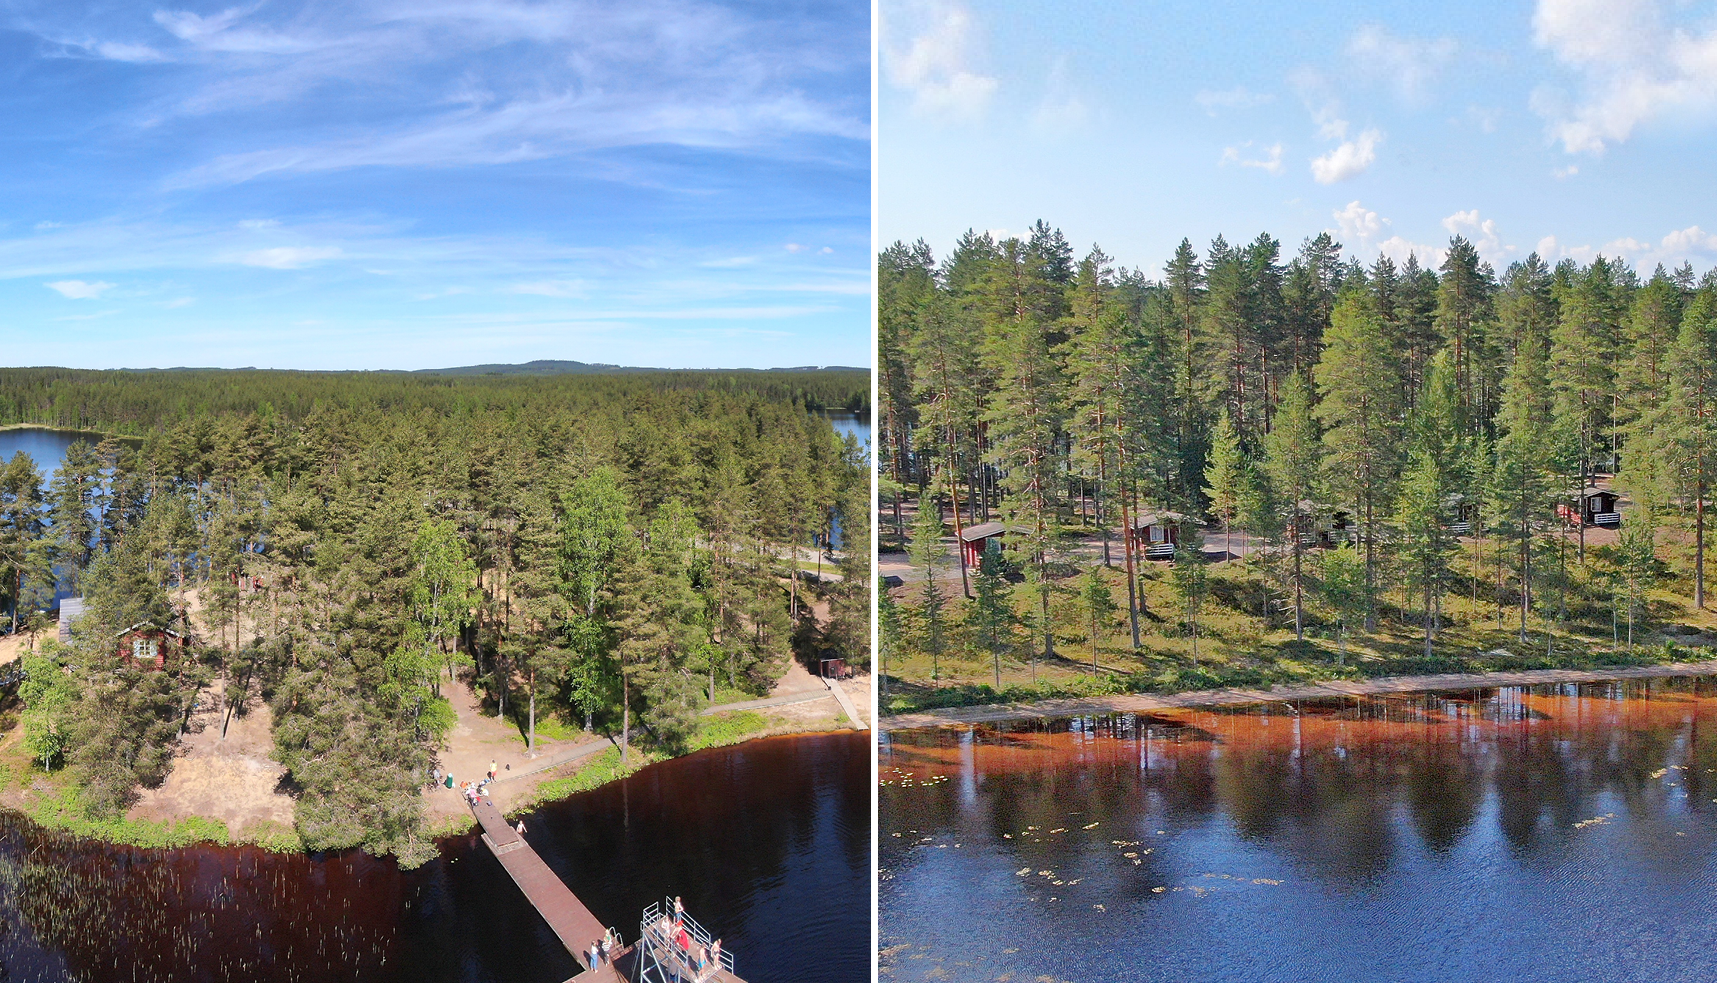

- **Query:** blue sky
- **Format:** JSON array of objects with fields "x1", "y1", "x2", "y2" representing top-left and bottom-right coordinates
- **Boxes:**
[
  {"x1": 0, "y1": 0, "x2": 869, "y2": 370},
  {"x1": 881, "y1": 0, "x2": 1717, "y2": 277}
]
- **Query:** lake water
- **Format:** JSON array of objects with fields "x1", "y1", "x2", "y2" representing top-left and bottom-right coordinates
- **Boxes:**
[
  {"x1": 0, "y1": 427, "x2": 93, "y2": 478},
  {"x1": 0, "y1": 730, "x2": 869, "y2": 983},
  {"x1": 880, "y1": 678, "x2": 1717, "y2": 983},
  {"x1": 817, "y1": 412, "x2": 868, "y2": 551}
]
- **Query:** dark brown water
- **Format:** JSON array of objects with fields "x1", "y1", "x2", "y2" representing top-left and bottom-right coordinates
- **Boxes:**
[
  {"x1": 880, "y1": 678, "x2": 1717, "y2": 983},
  {"x1": 0, "y1": 731, "x2": 868, "y2": 983}
]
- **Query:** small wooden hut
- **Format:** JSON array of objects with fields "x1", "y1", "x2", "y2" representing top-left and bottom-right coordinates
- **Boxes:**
[
  {"x1": 958, "y1": 521, "x2": 1006, "y2": 567},
  {"x1": 115, "y1": 622, "x2": 187, "y2": 670},
  {"x1": 1128, "y1": 510, "x2": 1190, "y2": 560},
  {"x1": 1558, "y1": 487, "x2": 1620, "y2": 528}
]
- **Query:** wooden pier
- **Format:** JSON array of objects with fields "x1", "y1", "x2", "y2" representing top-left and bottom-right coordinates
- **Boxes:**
[{"x1": 470, "y1": 797, "x2": 747, "y2": 983}]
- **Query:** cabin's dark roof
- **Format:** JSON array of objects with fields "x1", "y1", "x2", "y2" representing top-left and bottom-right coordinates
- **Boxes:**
[
  {"x1": 115, "y1": 621, "x2": 183, "y2": 640},
  {"x1": 959, "y1": 521, "x2": 1006, "y2": 542},
  {"x1": 1130, "y1": 510, "x2": 1191, "y2": 528}
]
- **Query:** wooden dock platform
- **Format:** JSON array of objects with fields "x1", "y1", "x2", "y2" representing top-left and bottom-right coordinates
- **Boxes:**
[{"x1": 471, "y1": 798, "x2": 611, "y2": 974}]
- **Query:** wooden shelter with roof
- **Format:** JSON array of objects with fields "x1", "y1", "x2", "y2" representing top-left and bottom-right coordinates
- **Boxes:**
[{"x1": 958, "y1": 521, "x2": 1006, "y2": 568}]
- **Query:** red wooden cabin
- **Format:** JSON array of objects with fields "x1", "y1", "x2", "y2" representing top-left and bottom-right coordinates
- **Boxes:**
[
  {"x1": 1128, "y1": 511, "x2": 1189, "y2": 560},
  {"x1": 958, "y1": 521, "x2": 1006, "y2": 567},
  {"x1": 116, "y1": 622, "x2": 187, "y2": 670},
  {"x1": 1557, "y1": 487, "x2": 1621, "y2": 528}
]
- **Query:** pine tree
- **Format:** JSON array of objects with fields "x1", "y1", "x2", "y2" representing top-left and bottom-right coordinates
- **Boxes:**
[
  {"x1": 982, "y1": 237, "x2": 1066, "y2": 664},
  {"x1": 1264, "y1": 372, "x2": 1323, "y2": 640},
  {"x1": 907, "y1": 491, "x2": 948, "y2": 682},
  {"x1": 1202, "y1": 405, "x2": 1248, "y2": 568},
  {"x1": 1492, "y1": 329, "x2": 1555, "y2": 642},
  {"x1": 1080, "y1": 566, "x2": 1116, "y2": 673},
  {"x1": 966, "y1": 548, "x2": 1014, "y2": 689},
  {"x1": 1315, "y1": 290, "x2": 1404, "y2": 628}
]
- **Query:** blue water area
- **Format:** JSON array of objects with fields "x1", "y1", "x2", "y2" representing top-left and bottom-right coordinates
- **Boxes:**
[
  {"x1": 881, "y1": 679, "x2": 1717, "y2": 983},
  {"x1": 823, "y1": 411, "x2": 870, "y2": 452},
  {"x1": 0, "y1": 427, "x2": 88, "y2": 478},
  {"x1": 820, "y1": 412, "x2": 868, "y2": 551}
]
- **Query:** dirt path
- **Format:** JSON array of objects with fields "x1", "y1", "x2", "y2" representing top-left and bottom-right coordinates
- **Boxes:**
[
  {"x1": 880, "y1": 659, "x2": 1717, "y2": 731},
  {"x1": 425, "y1": 675, "x2": 607, "y2": 819},
  {"x1": 126, "y1": 682, "x2": 296, "y2": 834}
]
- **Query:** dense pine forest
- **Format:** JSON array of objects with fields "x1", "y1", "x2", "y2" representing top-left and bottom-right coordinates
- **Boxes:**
[
  {"x1": 879, "y1": 221, "x2": 1717, "y2": 712},
  {"x1": 0, "y1": 368, "x2": 868, "y2": 864}
]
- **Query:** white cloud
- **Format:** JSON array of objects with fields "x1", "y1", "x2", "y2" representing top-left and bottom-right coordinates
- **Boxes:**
[
  {"x1": 1442, "y1": 209, "x2": 1510, "y2": 262},
  {"x1": 1347, "y1": 24, "x2": 1457, "y2": 102},
  {"x1": 237, "y1": 246, "x2": 342, "y2": 269},
  {"x1": 1310, "y1": 128, "x2": 1382, "y2": 183},
  {"x1": 819, "y1": 246, "x2": 834, "y2": 254},
  {"x1": 508, "y1": 279, "x2": 588, "y2": 298},
  {"x1": 1220, "y1": 142, "x2": 1284, "y2": 174},
  {"x1": 45, "y1": 279, "x2": 114, "y2": 299},
  {"x1": 1531, "y1": 0, "x2": 1717, "y2": 153},
  {"x1": 1195, "y1": 86, "x2": 1274, "y2": 115},
  {"x1": 882, "y1": 0, "x2": 998, "y2": 119},
  {"x1": 784, "y1": 243, "x2": 807, "y2": 253},
  {"x1": 1553, "y1": 164, "x2": 1580, "y2": 178},
  {"x1": 1333, "y1": 200, "x2": 1386, "y2": 243},
  {"x1": 165, "y1": 296, "x2": 196, "y2": 308},
  {"x1": 1375, "y1": 236, "x2": 1446, "y2": 267},
  {"x1": 1660, "y1": 225, "x2": 1717, "y2": 254}
]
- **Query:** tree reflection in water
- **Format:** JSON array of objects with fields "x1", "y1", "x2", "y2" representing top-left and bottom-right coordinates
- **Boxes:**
[{"x1": 881, "y1": 678, "x2": 1717, "y2": 983}]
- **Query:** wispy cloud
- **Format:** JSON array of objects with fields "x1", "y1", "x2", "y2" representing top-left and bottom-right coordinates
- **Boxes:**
[
  {"x1": 1195, "y1": 86, "x2": 1274, "y2": 115},
  {"x1": 882, "y1": 0, "x2": 998, "y2": 120},
  {"x1": 236, "y1": 246, "x2": 343, "y2": 269},
  {"x1": 508, "y1": 279, "x2": 588, "y2": 298},
  {"x1": 1347, "y1": 24, "x2": 1457, "y2": 102},
  {"x1": 1531, "y1": 0, "x2": 1717, "y2": 153},
  {"x1": 1220, "y1": 141, "x2": 1284, "y2": 174},
  {"x1": 46, "y1": 279, "x2": 115, "y2": 299}
]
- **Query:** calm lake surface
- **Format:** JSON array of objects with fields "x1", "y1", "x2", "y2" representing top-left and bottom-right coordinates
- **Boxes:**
[
  {"x1": 881, "y1": 678, "x2": 1717, "y2": 983},
  {"x1": 0, "y1": 427, "x2": 91, "y2": 478},
  {"x1": 0, "y1": 731, "x2": 868, "y2": 983}
]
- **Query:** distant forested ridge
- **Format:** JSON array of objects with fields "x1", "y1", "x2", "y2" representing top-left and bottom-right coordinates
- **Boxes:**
[
  {"x1": 0, "y1": 366, "x2": 869, "y2": 432},
  {"x1": 1, "y1": 367, "x2": 868, "y2": 864},
  {"x1": 880, "y1": 219, "x2": 1717, "y2": 681}
]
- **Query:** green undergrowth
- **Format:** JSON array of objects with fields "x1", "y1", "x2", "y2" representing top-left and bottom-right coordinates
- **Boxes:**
[
  {"x1": 508, "y1": 710, "x2": 807, "y2": 815},
  {"x1": 20, "y1": 783, "x2": 234, "y2": 850}
]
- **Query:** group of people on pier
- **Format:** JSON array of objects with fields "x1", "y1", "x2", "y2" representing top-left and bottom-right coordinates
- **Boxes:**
[{"x1": 655, "y1": 896, "x2": 723, "y2": 981}]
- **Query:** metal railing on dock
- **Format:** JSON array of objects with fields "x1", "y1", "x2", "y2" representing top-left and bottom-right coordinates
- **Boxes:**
[{"x1": 637, "y1": 898, "x2": 736, "y2": 982}]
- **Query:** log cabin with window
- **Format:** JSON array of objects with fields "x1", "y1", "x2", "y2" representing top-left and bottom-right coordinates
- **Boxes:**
[{"x1": 116, "y1": 622, "x2": 188, "y2": 670}]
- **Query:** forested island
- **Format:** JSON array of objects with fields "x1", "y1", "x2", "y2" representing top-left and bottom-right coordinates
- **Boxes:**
[
  {"x1": 0, "y1": 367, "x2": 868, "y2": 865},
  {"x1": 879, "y1": 221, "x2": 1717, "y2": 714}
]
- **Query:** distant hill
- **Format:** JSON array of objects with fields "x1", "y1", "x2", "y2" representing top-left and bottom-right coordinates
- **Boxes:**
[{"x1": 410, "y1": 360, "x2": 868, "y2": 376}]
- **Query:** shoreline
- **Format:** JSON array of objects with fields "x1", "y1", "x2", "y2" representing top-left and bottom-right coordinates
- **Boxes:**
[
  {"x1": 879, "y1": 660, "x2": 1717, "y2": 731},
  {"x1": 0, "y1": 722, "x2": 865, "y2": 856}
]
